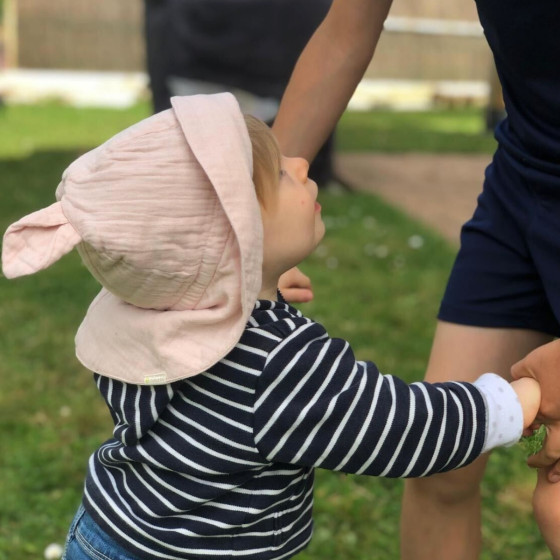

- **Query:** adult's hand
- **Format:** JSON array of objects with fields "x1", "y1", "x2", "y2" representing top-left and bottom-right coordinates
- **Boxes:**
[
  {"x1": 511, "y1": 339, "x2": 560, "y2": 481},
  {"x1": 278, "y1": 267, "x2": 314, "y2": 303}
]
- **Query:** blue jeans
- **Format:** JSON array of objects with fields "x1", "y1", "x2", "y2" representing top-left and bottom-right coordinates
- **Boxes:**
[{"x1": 62, "y1": 505, "x2": 141, "y2": 560}]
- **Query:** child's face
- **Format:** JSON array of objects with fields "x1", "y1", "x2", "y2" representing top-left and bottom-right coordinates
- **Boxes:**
[{"x1": 261, "y1": 156, "x2": 325, "y2": 276}]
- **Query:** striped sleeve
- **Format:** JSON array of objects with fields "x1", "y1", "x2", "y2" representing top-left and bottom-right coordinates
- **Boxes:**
[{"x1": 253, "y1": 321, "x2": 487, "y2": 478}]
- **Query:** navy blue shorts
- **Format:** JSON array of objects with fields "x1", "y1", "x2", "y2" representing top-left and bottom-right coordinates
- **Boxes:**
[{"x1": 439, "y1": 146, "x2": 560, "y2": 338}]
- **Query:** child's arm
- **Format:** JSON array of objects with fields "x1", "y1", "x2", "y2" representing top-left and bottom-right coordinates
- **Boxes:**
[{"x1": 253, "y1": 320, "x2": 537, "y2": 478}]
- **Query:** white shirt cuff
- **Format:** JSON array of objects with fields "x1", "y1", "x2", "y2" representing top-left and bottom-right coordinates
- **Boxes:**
[{"x1": 473, "y1": 373, "x2": 523, "y2": 453}]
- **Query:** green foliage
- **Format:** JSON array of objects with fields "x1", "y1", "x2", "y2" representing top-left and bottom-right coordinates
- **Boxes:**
[
  {"x1": 0, "y1": 102, "x2": 150, "y2": 158},
  {"x1": 338, "y1": 107, "x2": 497, "y2": 153},
  {"x1": 0, "y1": 103, "x2": 547, "y2": 559},
  {"x1": 522, "y1": 426, "x2": 546, "y2": 458}
]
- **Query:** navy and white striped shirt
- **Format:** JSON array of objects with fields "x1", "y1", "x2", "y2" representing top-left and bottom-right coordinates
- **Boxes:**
[{"x1": 82, "y1": 297, "x2": 509, "y2": 559}]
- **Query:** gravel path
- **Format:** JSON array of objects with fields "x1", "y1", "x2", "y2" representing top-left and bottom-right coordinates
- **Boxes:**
[{"x1": 336, "y1": 152, "x2": 492, "y2": 245}]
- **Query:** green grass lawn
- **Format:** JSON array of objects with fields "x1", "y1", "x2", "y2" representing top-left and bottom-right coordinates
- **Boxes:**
[{"x1": 0, "y1": 103, "x2": 549, "y2": 559}]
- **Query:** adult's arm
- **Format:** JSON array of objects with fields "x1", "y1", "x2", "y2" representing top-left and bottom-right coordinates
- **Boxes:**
[
  {"x1": 511, "y1": 339, "x2": 560, "y2": 481},
  {"x1": 273, "y1": 0, "x2": 393, "y2": 161}
]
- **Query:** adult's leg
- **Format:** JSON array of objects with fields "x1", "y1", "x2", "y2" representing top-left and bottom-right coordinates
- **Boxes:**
[
  {"x1": 400, "y1": 320, "x2": 552, "y2": 560},
  {"x1": 533, "y1": 468, "x2": 560, "y2": 559}
]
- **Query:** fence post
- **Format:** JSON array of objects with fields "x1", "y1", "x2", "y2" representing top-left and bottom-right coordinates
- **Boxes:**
[{"x1": 3, "y1": 0, "x2": 18, "y2": 68}]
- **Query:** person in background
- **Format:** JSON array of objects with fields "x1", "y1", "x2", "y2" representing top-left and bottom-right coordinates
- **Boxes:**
[{"x1": 143, "y1": 0, "x2": 336, "y2": 188}]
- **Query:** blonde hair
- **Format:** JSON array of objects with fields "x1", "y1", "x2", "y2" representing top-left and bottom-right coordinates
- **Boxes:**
[{"x1": 244, "y1": 114, "x2": 281, "y2": 207}]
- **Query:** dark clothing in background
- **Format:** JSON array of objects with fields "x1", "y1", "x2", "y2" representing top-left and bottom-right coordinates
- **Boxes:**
[{"x1": 144, "y1": 0, "x2": 335, "y2": 186}]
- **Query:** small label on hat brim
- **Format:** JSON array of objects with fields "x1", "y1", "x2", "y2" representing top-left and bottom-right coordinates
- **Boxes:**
[{"x1": 144, "y1": 373, "x2": 168, "y2": 385}]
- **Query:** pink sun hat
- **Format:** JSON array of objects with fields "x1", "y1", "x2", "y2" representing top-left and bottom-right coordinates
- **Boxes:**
[{"x1": 2, "y1": 93, "x2": 263, "y2": 385}]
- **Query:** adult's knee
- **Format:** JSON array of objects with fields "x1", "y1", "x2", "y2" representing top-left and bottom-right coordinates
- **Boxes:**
[{"x1": 407, "y1": 459, "x2": 488, "y2": 506}]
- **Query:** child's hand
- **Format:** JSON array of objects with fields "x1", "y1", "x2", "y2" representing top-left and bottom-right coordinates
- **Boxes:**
[
  {"x1": 278, "y1": 267, "x2": 314, "y2": 303},
  {"x1": 511, "y1": 377, "x2": 541, "y2": 431}
]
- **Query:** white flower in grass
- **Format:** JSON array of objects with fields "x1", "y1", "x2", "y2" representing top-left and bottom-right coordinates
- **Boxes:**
[
  {"x1": 362, "y1": 216, "x2": 377, "y2": 230},
  {"x1": 363, "y1": 243, "x2": 377, "y2": 256},
  {"x1": 408, "y1": 234, "x2": 425, "y2": 249},
  {"x1": 314, "y1": 527, "x2": 331, "y2": 543},
  {"x1": 59, "y1": 406, "x2": 71, "y2": 418},
  {"x1": 375, "y1": 245, "x2": 389, "y2": 258},
  {"x1": 315, "y1": 244, "x2": 329, "y2": 258},
  {"x1": 44, "y1": 543, "x2": 64, "y2": 559},
  {"x1": 343, "y1": 531, "x2": 358, "y2": 546},
  {"x1": 326, "y1": 257, "x2": 339, "y2": 269}
]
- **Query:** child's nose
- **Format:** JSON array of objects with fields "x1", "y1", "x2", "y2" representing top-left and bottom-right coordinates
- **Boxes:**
[{"x1": 293, "y1": 157, "x2": 310, "y2": 182}]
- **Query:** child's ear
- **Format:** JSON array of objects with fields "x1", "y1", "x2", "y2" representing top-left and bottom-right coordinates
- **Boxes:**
[{"x1": 2, "y1": 202, "x2": 81, "y2": 279}]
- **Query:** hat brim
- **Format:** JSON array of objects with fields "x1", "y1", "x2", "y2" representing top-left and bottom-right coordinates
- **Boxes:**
[{"x1": 75, "y1": 93, "x2": 262, "y2": 384}]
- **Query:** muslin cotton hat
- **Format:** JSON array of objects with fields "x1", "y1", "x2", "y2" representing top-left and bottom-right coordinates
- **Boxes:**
[{"x1": 1, "y1": 93, "x2": 263, "y2": 385}]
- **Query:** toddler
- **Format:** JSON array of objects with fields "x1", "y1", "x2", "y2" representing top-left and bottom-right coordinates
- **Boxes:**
[{"x1": 2, "y1": 93, "x2": 539, "y2": 560}]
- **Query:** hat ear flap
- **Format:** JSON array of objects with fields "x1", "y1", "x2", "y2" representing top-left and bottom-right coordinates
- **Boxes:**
[{"x1": 2, "y1": 202, "x2": 81, "y2": 279}]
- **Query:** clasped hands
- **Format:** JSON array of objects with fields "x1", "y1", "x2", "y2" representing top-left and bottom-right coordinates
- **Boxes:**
[{"x1": 512, "y1": 338, "x2": 560, "y2": 483}]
